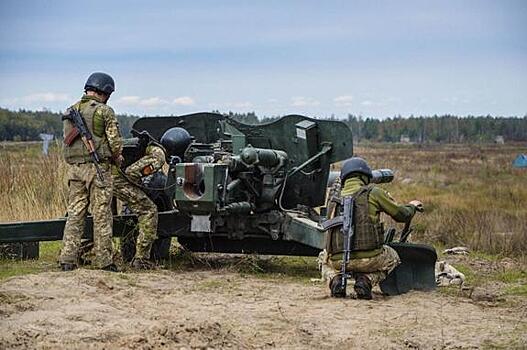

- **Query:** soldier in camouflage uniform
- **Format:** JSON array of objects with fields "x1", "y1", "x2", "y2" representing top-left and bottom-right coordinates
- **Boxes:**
[
  {"x1": 59, "y1": 72, "x2": 123, "y2": 272},
  {"x1": 323, "y1": 157, "x2": 423, "y2": 299},
  {"x1": 114, "y1": 140, "x2": 166, "y2": 269}
]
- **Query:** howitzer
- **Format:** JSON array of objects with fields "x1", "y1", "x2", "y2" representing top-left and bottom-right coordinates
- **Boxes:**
[
  {"x1": 62, "y1": 107, "x2": 104, "y2": 181},
  {"x1": 0, "y1": 112, "x2": 436, "y2": 295}
]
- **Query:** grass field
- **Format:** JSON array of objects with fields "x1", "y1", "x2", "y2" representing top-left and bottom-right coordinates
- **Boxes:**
[{"x1": 0, "y1": 141, "x2": 526, "y2": 280}]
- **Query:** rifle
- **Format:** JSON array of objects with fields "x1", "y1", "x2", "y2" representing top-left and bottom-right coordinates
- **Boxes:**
[
  {"x1": 333, "y1": 196, "x2": 355, "y2": 297},
  {"x1": 62, "y1": 108, "x2": 104, "y2": 181}
]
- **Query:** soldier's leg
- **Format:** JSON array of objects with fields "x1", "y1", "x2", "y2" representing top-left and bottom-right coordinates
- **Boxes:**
[
  {"x1": 59, "y1": 179, "x2": 89, "y2": 266},
  {"x1": 113, "y1": 177, "x2": 158, "y2": 261},
  {"x1": 135, "y1": 199, "x2": 158, "y2": 260},
  {"x1": 348, "y1": 245, "x2": 401, "y2": 286},
  {"x1": 90, "y1": 164, "x2": 114, "y2": 268}
]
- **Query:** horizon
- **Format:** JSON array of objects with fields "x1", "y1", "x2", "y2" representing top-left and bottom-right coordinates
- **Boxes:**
[
  {"x1": 1, "y1": 1, "x2": 526, "y2": 119},
  {"x1": 2, "y1": 105, "x2": 526, "y2": 121}
]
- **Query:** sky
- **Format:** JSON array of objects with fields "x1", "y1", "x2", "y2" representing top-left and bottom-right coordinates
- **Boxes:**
[{"x1": 0, "y1": 0, "x2": 526, "y2": 119}]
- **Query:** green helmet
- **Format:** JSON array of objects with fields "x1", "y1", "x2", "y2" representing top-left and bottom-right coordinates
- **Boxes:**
[{"x1": 84, "y1": 72, "x2": 115, "y2": 95}]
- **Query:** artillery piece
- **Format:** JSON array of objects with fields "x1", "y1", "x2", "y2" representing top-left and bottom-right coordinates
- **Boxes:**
[{"x1": 0, "y1": 112, "x2": 436, "y2": 295}]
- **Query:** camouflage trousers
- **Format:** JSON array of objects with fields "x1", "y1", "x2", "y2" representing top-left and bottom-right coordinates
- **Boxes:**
[
  {"x1": 113, "y1": 173, "x2": 158, "y2": 260},
  {"x1": 60, "y1": 163, "x2": 114, "y2": 268},
  {"x1": 327, "y1": 245, "x2": 401, "y2": 286}
]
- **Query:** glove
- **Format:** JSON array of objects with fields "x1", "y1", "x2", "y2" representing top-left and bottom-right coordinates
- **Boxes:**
[{"x1": 409, "y1": 200, "x2": 424, "y2": 212}]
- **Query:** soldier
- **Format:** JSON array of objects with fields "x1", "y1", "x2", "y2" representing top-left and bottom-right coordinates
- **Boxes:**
[
  {"x1": 60, "y1": 72, "x2": 123, "y2": 272},
  {"x1": 113, "y1": 133, "x2": 166, "y2": 269},
  {"x1": 324, "y1": 157, "x2": 423, "y2": 299}
]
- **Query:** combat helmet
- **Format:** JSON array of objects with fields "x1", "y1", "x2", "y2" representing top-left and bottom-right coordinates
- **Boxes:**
[
  {"x1": 160, "y1": 127, "x2": 192, "y2": 159},
  {"x1": 84, "y1": 72, "x2": 115, "y2": 95},
  {"x1": 340, "y1": 157, "x2": 372, "y2": 181}
]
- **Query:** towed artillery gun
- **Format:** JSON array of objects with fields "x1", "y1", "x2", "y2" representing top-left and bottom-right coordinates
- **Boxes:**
[{"x1": 0, "y1": 112, "x2": 436, "y2": 294}]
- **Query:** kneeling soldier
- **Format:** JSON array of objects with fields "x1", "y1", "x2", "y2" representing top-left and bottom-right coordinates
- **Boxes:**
[
  {"x1": 114, "y1": 134, "x2": 166, "y2": 269},
  {"x1": 324, "y1": 157, "x2": 422, "y2": 299}
]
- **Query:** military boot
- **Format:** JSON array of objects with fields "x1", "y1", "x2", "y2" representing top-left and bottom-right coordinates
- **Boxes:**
[
  {"x1": 354, "y1": 274, "x2": 372, "y2": 300},
  {"x1": 329, "y1": 274, "x2": 347, "y2": 298},
  {"x1": 131, "y1": 258, "x2": 155, "y2": 270},
  {"x1": 61, "y1": 263, "x2": 77, "y2": 271}
]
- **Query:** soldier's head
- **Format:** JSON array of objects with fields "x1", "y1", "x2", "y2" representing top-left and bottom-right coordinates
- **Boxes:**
[
  {"x1": 84, "y1": 72, "x2": 115, "y2": 103},
  {"x1": 161, "y1": 127, "x2": 192, "y2": 161},
  {"x1": 340, "y1": 157, "x2": 372, "y2": 184}
]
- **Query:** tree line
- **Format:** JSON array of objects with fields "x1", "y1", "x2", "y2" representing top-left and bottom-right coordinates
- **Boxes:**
[
  {"x1": 229, "y1": 112, "x2": 527, "y2": 143},
  {"x1": 1, "y1": 107, "x2": 526, "y2": 143},
  {"x1": 0, "y1": 108, "x2": 138, "y2": 141}
]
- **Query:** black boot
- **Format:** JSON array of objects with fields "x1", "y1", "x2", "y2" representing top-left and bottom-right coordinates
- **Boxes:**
[
  {"x1": 354, "y1": 274, "x2": 372, "y2": 300},
  {"x1": 329, "y1": 274, "x2": 347, "y2": 298},
  {"x1": 61, "y1": 263, "x2": 77, "y2": 271},
  {"x1": 101, "y1": 263, "x2": 119, "y2": 272},
  {"x1": 131, "y1": 258, "x2": 155, "y2": 270}
]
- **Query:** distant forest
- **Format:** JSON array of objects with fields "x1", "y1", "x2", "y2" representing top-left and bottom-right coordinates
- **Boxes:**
[
  {"x1": 1, "y1": 107, "x2": 526, "y2": 143},
  {"x1": 0, "y1": 108, "x2": 138, "y2": 141}
]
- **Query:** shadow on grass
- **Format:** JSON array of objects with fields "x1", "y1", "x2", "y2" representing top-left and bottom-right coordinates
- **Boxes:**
[{"x1": 162, "y1": 249, "x2": 320, "y2": 281}]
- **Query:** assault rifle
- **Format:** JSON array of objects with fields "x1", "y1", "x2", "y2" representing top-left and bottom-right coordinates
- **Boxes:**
[
  {"x1": 332, "y1": 196, "x2": 355, "y2": 297},
  {"x1": 63, "y1": 108, "x2": 104, "y2": 181}
]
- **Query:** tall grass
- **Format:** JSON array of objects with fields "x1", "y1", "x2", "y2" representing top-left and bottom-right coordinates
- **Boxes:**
[
  {"x1": 355, "y1": 143, "x2": 527, "y2": 257},
  {"x1": 0, "y1": 142, "x2": 67, "y2": 221}
]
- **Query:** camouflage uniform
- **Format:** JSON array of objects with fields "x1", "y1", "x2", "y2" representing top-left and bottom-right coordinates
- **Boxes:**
[
  {"x1": 324, "y1": 176, "x2": 416, "y2": 288},
  {"x1": 113, "y1": 145, "x2": 165, "y2": 261},
  {"x1": 59, "y1": 95, "x2": 122, "y2": 268}
]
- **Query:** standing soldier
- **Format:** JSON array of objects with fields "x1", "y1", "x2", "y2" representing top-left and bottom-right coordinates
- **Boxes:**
[
  {"x1": 323, "y1": 157, "x2": 423, "y2": 299},
  {"x1": 114, "y1": 133, "x2": 166, "y2": 269},
  {"x1": 60, "y1": 72, "x2": 122, "y2": 272}
]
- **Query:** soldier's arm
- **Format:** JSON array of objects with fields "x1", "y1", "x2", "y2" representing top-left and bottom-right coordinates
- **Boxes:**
[
  {"x1": 102, "y1": 107, "x2": 123, "y2": 159},
  {"x1": 371, "y1": 187, "x2": 416, "y2": 222},
  {"x1": 126, "y1": 145, "x2": 166, "y2": 177}
]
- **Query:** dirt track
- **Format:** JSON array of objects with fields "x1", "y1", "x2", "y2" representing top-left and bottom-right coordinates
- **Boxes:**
[{"x1": 1, "y1": 264, "x2": 526, "y2": 350}]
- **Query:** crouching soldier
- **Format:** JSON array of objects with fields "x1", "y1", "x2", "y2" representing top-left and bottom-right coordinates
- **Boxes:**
[
  {"x1": 114, "y1": 133, "x2": 166, "y2": 269},
  {"x1": 323, "y1": 157, "x2": 423, "y2": 299}
]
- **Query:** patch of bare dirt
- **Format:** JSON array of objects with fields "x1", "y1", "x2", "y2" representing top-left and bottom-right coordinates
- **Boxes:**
[{"x1": 0, "y1": 268, "x2": 526, "y2": 349}]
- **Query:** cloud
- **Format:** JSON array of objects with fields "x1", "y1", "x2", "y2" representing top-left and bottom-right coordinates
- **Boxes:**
[
  {"x1": 333, "y1": 95, "x2": 353, "y2": 107},
  {"x1": 173, "y1": 96, "x2": 195, "y2": 106},
  {"x1": 291, "y1": 96, "x2": 320, "y2": 107},
  {"x1": 139, "y1": 97, "x2": 168, "y2": 107},
  {"x1": 117, "y1": 95, "x2": 194, "y2": 108},
  {"x1": 117, "y1": 96, "x2": 141, "y2": 105},
  {"x1": 25, "y1": 92, "x2": 70, "y2": 103},
  {"x1": 361, "y1": 100, "x2": 373, "y2": 106}
]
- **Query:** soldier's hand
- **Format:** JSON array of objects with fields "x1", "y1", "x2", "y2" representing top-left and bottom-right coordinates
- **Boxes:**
[{"x1": 409, "y1": 200, "x2": 424, "y2": 212}]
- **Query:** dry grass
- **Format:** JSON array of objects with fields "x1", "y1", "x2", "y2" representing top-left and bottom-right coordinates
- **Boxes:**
[
  {"x1": 0, "y1": 141, "x2": 526, "y2": 258},
  {"x1": 0, "y1": 142, "x2": 67, "y2": 221}
]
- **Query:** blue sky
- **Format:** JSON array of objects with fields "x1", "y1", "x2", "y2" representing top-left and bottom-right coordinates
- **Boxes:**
[{"x1": 0, "y1": 0, "x2": 525, "y2": 118}]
